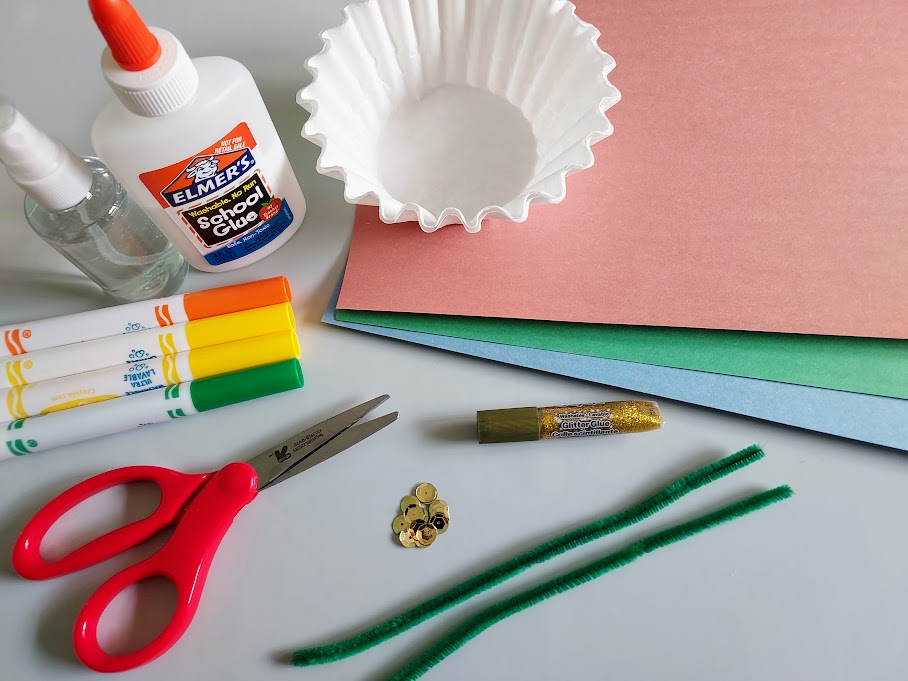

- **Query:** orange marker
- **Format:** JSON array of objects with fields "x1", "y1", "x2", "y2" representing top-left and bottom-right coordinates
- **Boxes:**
[{"x1": 0, "y1": 276, "x2": 291, "y2": 357}]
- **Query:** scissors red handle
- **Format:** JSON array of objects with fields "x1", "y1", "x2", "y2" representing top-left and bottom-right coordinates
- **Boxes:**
[
  {"x1": 13, "y1": 466, "x2": 213, "y2": 580},
  {"x1": 13, "y1": 462, "x2": 258, "y2": 672}
]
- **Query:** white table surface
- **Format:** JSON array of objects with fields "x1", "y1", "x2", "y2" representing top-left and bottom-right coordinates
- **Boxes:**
[{"x1": 1, "y1": 2, "x2": 905, "y2": 680}]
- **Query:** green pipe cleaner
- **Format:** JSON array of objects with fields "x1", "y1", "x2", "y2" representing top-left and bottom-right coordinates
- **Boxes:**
[{"x1": 290, "y1": 444, "x2": 791, "y2": 680}]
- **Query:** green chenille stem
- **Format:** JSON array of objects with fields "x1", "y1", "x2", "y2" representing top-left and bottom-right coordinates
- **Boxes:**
[
  {"x1": 389, "y1": 485, "x2": 793, "y2": 681},
  {"x1": 292, "y1": 444, "x2": 767, "y2": 666}
]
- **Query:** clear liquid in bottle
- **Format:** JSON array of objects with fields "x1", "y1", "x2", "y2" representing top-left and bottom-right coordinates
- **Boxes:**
[{"x1": 24, "y1": 157, "x2": 187, "y2": 302}]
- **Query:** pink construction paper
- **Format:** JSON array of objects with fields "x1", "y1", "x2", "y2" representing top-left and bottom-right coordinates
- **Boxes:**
[{"x1": 338, "y1": 0, "x2": 908, "y2": 339}]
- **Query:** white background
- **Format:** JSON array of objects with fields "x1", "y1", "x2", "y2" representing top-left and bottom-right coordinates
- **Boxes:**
[{"x1": 1, "y1": 2, "x2": 906, "y2": 680}]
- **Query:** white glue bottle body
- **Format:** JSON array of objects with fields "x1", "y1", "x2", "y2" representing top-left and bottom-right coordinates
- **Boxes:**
[{"x1": 89, "y1": 0, "x2": 305, "y2": 272}]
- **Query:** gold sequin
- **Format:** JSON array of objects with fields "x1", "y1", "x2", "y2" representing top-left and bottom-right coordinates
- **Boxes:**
[
  {"x1": 392, "y1": 515, "x2": 409, "y2": 534},
  {"x1": 429, "y1": 500, "x2": 449, "y2": 518},
  {"x1": 431, "y1": 513, "x2": 448, "y2": 534},
  {"x1": 415, "y1": 482, "x2": 438, "y2": 504},
  {"x1": 400, "y1": 495, "x2": 420, "y2": 513},
  {"x1": 415, "y1": 524, "x2": 437, "y2": 547},
  {"x1": 399, "y1": 529, "x2": 417, "y2": 548},
  {"x1": 405, "y1": 505, "x2": 428, "y2": 523}
]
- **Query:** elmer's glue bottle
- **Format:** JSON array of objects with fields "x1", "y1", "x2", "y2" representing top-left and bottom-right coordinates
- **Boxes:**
[{"x1": 88, "y1": 0, "x2": 306, "y2": 272}]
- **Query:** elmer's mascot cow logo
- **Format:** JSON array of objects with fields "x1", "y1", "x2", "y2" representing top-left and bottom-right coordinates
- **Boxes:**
[
  {"x1": 185, "y1": 156, "x2": 220, "y2": 182},
  {"x1": 163, "y1": 148, "x2": 255, "y2": 209}
]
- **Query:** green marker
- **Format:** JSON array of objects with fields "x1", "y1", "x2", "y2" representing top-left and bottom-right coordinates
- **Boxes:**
[{"x1": 2, "y1": 360, "x2": 303, "y2": 459}]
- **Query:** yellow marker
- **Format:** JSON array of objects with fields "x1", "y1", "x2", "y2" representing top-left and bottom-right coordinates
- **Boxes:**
[
  {"x1": 0, "y1": 303, "x2": 294, "y2": 389},
  {"x1": 0, "y1": 330, "x2": 299, "y2": 420}
]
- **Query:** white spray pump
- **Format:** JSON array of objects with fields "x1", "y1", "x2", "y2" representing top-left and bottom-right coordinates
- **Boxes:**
[{"x1": 0, "y1": 99, "x2": 186, "y2": 301}]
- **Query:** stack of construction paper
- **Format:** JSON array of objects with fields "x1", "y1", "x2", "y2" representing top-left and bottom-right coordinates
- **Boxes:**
[{"x1": 323, "y1": 0, "x2": 908, "y2": 449}]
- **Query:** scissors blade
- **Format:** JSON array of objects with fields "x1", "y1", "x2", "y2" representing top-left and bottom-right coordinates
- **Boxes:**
[
  {"x1": 259, "y1": 411, "x2": 398, "y2": 491},
  {"x1": 246, "y1": 395, "x2": 390, "y2": 489}
]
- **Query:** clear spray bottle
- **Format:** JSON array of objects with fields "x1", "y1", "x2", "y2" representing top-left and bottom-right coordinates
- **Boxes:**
[{"x1": 0, "y1": 99, "x2": 187, "y2": 302}]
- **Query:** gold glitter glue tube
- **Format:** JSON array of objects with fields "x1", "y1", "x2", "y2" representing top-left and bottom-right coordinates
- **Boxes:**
[{"x1": 476, "y1": 400, "x2": 662, "y2": 444}]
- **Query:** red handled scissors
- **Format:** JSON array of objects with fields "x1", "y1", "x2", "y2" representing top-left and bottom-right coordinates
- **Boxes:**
[{"x1": 12, "y1": 396, "x2": 397, "y2": 673}]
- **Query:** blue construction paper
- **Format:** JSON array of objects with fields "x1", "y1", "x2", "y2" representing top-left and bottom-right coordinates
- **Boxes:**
[{"x1": 323, "y1": 280, "x2": 908, "y2": 451}]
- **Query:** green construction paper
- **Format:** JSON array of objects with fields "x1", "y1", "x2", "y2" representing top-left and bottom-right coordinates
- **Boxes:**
[{"x1": 335, "y1": 309, "x2": 908, "y2": 398}]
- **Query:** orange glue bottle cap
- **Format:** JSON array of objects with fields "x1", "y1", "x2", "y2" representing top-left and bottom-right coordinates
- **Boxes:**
[
  {"x1": 88, "y1": 0, "x2": 161, "y2": 71},
  {"x1": 89, "y1": 0, "x2": 199, "y2": 117}
]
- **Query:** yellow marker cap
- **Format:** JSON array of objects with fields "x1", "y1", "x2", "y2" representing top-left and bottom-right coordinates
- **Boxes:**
[
  {"x1": 184, "y1": 303, "x2": 295, "y2": 349},
  {"x1": 187, "y1": 330, "x2": 300, "y2": 380}
]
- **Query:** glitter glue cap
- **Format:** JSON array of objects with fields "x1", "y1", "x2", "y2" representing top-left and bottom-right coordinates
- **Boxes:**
[{"x1": 477, "y1": 407, "x2": 540, "y2": 444}]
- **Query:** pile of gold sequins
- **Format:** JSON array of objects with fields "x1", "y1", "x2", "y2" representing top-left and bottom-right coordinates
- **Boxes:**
[{"x1": 392, "y1": 482, "x2": 449, "y2": 548}]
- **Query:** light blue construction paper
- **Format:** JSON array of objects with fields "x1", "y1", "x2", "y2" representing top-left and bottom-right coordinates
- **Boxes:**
[{"x1": 323, "y1": 280, "x2": 908, "y2": 451}]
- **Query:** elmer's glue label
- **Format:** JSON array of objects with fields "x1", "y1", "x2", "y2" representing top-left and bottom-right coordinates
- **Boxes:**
[
  {"x1": 139, "y1": 124, "x2": 295, "y2": 267},
  {"x1": 88, "y1": 0, "x2": 305, "y2": 272}
]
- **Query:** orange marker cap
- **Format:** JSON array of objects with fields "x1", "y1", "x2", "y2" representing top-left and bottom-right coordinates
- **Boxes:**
[
  {"x1": 183, "y1": 276, "x2": 293, "y2": 320},
  {"x1": 89, "y1": 0, "x2": 161, "y2": 71}
]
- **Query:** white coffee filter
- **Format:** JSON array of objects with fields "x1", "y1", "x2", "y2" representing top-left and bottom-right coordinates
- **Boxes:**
[{"x1": 298, "y1": 0, "x2": 620, "y2": 232}]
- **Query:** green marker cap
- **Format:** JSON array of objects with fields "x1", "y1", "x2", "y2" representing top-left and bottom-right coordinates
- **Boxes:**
[{"x1": 190, "y1": 359, "x2": 304, "y2": 412}]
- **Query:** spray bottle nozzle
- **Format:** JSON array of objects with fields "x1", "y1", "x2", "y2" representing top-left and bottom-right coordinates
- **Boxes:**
[
  {"x1": 0, "y1": 97, "x2": 63, "y2": 182},
  {"x1": 89, "y1": 0, "x2": 161, "y2": 71},
  {"x1": 0, "y1": 98, "x2": 93, "y2": 211}
]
